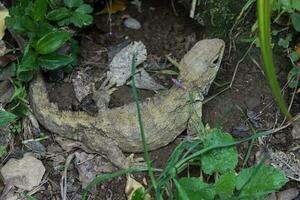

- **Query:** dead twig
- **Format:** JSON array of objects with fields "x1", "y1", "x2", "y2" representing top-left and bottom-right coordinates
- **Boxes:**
[{"x1": 60, "y1": 153, "x2": 75, "y2": 200}]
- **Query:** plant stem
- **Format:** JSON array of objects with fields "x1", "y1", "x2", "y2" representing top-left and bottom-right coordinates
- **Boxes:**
[
  {"x1": 130, "y1": 55, "x2": 158, "y2": 193},
  {"x1": 257, "y1": 0, "x2": 292, "y2": 120}
]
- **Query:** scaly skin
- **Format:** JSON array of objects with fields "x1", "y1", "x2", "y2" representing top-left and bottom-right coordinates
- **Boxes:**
[{"x1": 29, "y1": 39, "x2": 225, "y2": 168}]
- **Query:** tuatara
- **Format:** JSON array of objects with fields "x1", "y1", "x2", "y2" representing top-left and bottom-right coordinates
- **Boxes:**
[{"x1": 29, "y1": 39, "x2": 225, "y2": 168}]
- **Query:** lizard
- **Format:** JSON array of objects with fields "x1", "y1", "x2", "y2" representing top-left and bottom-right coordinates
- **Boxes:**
[{"x1": 29, "y1": 39, "x2": 225, "y2": 168}]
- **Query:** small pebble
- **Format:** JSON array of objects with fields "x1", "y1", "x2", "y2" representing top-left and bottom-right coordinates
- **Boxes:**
[
  {"x1": 277, "y1": 188, "x2": 299, "y2": 200},
  {"x1": 1, "y1": 153, "x2": 45, "y2": 191},
  {"x1": 123, "y1": 17, "x2": 141, "y2": 30}
]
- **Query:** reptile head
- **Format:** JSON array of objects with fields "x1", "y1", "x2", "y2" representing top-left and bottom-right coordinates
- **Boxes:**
[{"x1": 179, "y1": 39, "x2": 225, "y2": 89}]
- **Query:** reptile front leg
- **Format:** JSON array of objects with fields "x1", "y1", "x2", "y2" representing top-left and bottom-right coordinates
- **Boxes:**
[
  {"x1": 93, "y1": 72, "x2": 117, "y2": 110},
  {"x1": 81, "y1": 129, "x2": 129, "y2": 168}
]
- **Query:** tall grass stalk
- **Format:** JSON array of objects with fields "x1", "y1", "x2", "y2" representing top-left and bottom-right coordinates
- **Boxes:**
[
  {"x1": 130, "y1": 55, "x2": 158, "y2": 195},
  {"x1": 257, "y1": 0, "x2": 292, "y2": 119}
]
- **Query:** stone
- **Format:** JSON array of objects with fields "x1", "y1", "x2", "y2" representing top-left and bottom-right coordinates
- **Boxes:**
[
  {"x1": 277, "y1": 188, "x2": 299, "y2": 200},
  {"x1": 264, "y1": 193, "x2": 276, "y2": 200},
  {"x1": 292, "y1": 122, "x2": 300, "y2": 140},
  {"x1": 123, "y1": 17, "x2": 141, "y2": 30},
  {"x1": 1, "y1": 153, "x2": 45, "y2": 190}
]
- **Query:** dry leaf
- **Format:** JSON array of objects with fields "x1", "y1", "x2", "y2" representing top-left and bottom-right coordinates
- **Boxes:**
[
  {"x1": 0, "y1": 6, "x2": 9, "y2": 40},
  {"x1": 269, "y1": 149, "x2": 300, "y2": 182},
  {"x1": 125, "y1": 175, "x2": 152, "y2": 200},
  {"x1": 99, "y1": 0, "x2": 127, "y2": 14}
]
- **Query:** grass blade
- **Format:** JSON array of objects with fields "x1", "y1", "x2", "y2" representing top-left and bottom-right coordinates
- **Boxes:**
[
  {"x1": 257, "y1": 0, "x2": 292, "y2": 119},
  {"x1": 130, "y1": 55, "x2": 158, "y2": 195}
]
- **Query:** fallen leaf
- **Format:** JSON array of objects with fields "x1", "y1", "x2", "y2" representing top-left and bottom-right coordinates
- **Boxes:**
[
  {"x1": 98, "y1": 0, "x2": 127, "y2": 14},
  {"x1": 0, "y1": 55, "x2": 16, "y2": 68},
  {"x1": 125, "y1": 175, "x2": 152, "y2": 200},
  {"x1": 0, "y1": 80, "x2": 14, "y2": 106},
  {"x1": 295, "y1": 43, "x2": 300, "y2": 57},
  {"x1": 0, "y1": 6, "x2": 9, "y2": 40},
  {"x1": 297, "y1": 88, "x2": 300, "y2": 93}
]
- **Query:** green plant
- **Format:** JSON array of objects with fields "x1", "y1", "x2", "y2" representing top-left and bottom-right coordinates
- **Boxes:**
[
  {"x1": 82, "y1": 56, "x2": 288, "y2": 200},
  {"x1": 271, "y1": 0, "x2": 300, "y2": 90},
  {"x1": 47, "y1": 0, "x2": 93, "y2": 28},
  {"x1": 0, "y1": 0, "x2": 90, "y2": 119},
  {"x1": 5, "y1": 0, "x2": 92, "y2": 82}
]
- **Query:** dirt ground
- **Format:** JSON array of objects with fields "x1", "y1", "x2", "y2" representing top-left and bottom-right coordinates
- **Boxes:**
[{"x1": 1, "y1": 0, "x2": 300, "y2": 199}]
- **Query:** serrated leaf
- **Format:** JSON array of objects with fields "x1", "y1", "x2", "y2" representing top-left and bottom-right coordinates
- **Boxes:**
[
  {"x1": 291, "y1": 13, "x2": 300, "y2": 32},
  {"x1": 75, "y1": 4, "x2": 93, "y2": 14},
  {"x1": 214, "y1": 171, "x2": 236, "y2": 198},
  {"x1": 278, "y1": 38, "x2": 290, "y2": 48},
  {"x1": 35, "y1": 31, "x2": 70, "y2": 54},
  {"x1": 47, "y1": 8, "x2": 71, "y2": 21},
  {"x1": 290, "y1": 51, "x2": 299, "y2": 62},
  {"x1": 236, "y1": 164, "x2": 288, "y2": 199},
  {"x1": 32, "y1": 0, "x2": 48, "y2": 21},
  {"x1": 20, "y1": 16, "x2": 37, "y2": 33},
  {"x1": 70, "y1": 12, "x2": 93, "y2": 27},
  {"x1": 0, "y1": 109, "x2": 17, "y2": 126},
  {"x1": 17, "y1": 48, "x2": 38, "y2": 81},
  {"x1": 38, "y1": 53, "x2": 73, "y2": 70},
  {"x1": 64, "y1": 0, "x2": 83, "y2": 8},
  {"x1": 177, "y1": 177, "x2": 216, "y2": 200},
  {"x1": 201, "y1": 129, "x2": 238, "y2": 175}
]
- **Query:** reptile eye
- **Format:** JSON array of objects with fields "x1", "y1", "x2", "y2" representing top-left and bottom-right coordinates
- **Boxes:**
[{"x1": 212, "y1": 56, "x2": 220, "y2": 65}]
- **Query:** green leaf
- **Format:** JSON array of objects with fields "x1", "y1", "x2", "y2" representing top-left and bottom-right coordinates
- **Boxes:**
[
  {"x1": 291, "y1": 13, "x2": 300, "y2": 32},
  {"x1": 38, "y1": 53, "x2": 73, "y2": 70},
  {"x1": 201, "y1": 129, "x2": 238, "y2": 175},
  {"x1": 70, "y1": 12, "x2": 93, "y2": 27},
  {"x1": 32, "y1": 0, "x2": 48, "y2": 21},
  {"x1": 75, "y1": 4, "x2": 93, "y2": 14},
  {"x1": 292, "y1": 0, "x2": 300, "y2": 10},
  {"x1": 290, "y1": 51, "x2": 300, "y2": 62},
  {"x1": 35, "y1": 31, "x2": 71, "y2": 54},
  {"x1": 17, "y1": 48, "x2": 38, "y2": 82},
  {"x1": 288, "y1": 67, "x2": 300, "y2": 88},
  {"x1": 47, "y1": 8, "x2": 71, "y2": 21},
  {"x1": 278, "y1": 38, "x2": 290, "y2": 48},
  {"x1": 0, "y1": 145, "x2": 7, "y2": 158},
  {"x1": 278, "y1": 34, "x2": 292, "y2": 48},
  {"x1": 36, "y1": 21, "x2": 54, "y2": 37},
  {"x1": 20, "y1": 16, "x2": 37, "y2": 33},
  {"x1": 214, "y1": 171, "x2": 236, "y2": 198},
  {"x1": 0, "y1": 110, "x2": 17, "y2": 126},
  {"x1": 236, "y1": 164, "x2": 288, "y2": 199},
  {"x1": 0, "y1": 63, "x2": 16, "y2": 80},
  {"x1": 177, "y1": 177, "x2": 216, "y2": 200},
  {"x1": 131, "y1": 187, "x2": 146, "y2": 200},
  {"x1": 64, "y1": 0, "x2": 83, "y2": 8}
]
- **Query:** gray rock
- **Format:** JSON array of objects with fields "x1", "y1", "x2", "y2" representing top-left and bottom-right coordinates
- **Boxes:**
[
  {"x1": 74, "y1": 151, "x2": 116, "y2": 188},
  {"x1": 277, "y1": 188, "x2": 299, "y2": 200},
  {"x1": 292, "y1": 122, "x2": 300, "y2": 140},
  {"x1": 265, "y1": 193, "x2": 276, "y2": 200},
  {"x1": 1, "y1": 153, "x2": 45, "y2": 190},
  {"x1": 123, "y1": 17, "x2": 141, "y2": 30}
]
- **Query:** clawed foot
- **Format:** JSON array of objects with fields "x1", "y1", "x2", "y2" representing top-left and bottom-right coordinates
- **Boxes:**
[
  {"x1": 93, "y1": 72, "x2": 117, "y2": 110},
  {"x1": 125, "y1": 154, "x2": 147, "y2": 169}
]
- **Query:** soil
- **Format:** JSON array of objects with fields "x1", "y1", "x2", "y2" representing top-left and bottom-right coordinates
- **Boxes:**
[{"x1": 1, "y1": 0, "x2": 300, "y2": 199}]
